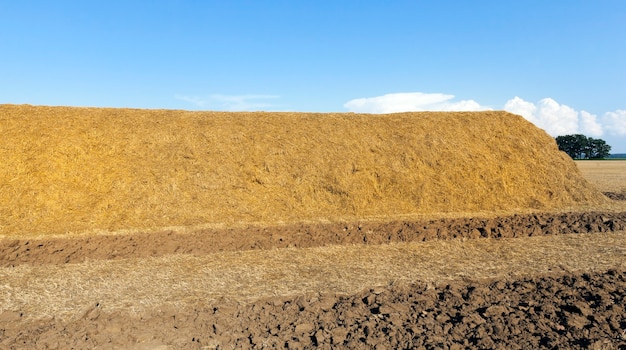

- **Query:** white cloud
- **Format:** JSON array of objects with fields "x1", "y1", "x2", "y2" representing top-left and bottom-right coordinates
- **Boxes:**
[
  {"x1": 175, "y1": 94, "x2": 279, "y2": 111},
  {"x1": 579, "y1": 111, "x2": 603, "y2": 137},
  {"x1": 503, "y1": 96, "x2": 625, "y2": 137},
  {"x1": 344, "y1": 92, "x2": 491, "y2": 113},
  {"x1": 536, "y1": 98, "x2": 578, "y2": 135},
  {"x1": 343, "y1": 93, "x2": 626, "y2": 141},
  {"x1": 504, "y1": 96, "x2": 537, "y2": 124},
  {"x1": 602, "y1": 110, "x2": 626, "y2": 136},
  {"x1": 175, "y1": 95, "x2": 208, "y2": 107}
]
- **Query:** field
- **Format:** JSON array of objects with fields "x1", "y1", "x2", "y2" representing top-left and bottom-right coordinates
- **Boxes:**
[
  {"x1": 576, "y1": 160, "x2": 626, "y2": 200},
  {"x1": 1, "y1": 105, "x2": 626, "y2": 349}
]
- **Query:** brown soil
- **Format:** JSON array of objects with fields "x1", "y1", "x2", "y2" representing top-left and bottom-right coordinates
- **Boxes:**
[
  {"x1": 2, "y1": 211, "x2": 625, "y2": 267},
  {"x1": 2, "y1": 269, "x2": 625, "y2": 349}
]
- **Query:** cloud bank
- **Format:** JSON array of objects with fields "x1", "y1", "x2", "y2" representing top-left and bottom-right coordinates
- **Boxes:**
[
  {"x1": 343, "y1": 92, "x2": 626, "y2": 139},
  {"x1": 504, "y1": 97, "x2": 626, "y2": 137},
  {"x1": 344, "y1": 92, "x2": 490, "y2": 113},
  {"x1": 176, "y1": 94, "x2": 279, "y2": 111}
]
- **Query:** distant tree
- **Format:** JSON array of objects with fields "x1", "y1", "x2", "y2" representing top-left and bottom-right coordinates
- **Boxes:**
[
  {"x1": 555, "y1": 134, "x2": 588, "y2": 159},
  {"x1": 555, "y1": 134, "x2": 611, "y2": 159},
  {"x1": 585, "y1": 138, "x2": 611, "y2": 159}
]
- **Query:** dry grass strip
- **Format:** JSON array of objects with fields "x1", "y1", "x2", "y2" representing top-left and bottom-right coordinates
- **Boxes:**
[{"x1": 1, "y1": 231, "x2": 624, "y2": 323}]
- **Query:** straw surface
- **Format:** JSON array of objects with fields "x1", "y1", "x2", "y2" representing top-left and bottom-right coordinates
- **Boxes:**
[{"x1": 0, "y1": 104, "x2": 605, "y2": 236}]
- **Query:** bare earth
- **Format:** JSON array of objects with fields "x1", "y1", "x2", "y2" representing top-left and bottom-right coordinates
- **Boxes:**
[{"x1": 1, "y1": 161, "x2": 626, "y2": 349}]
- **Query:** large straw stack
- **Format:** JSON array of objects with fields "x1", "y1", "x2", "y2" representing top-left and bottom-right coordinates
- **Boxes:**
[{"x1": 0, "y1": 104, "x2": 605, "y2": 236}]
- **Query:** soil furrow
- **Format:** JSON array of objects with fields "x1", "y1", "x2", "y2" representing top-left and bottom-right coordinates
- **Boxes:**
[{"x1": 2, "y1": 211, "x2": 625, "y2": 267}]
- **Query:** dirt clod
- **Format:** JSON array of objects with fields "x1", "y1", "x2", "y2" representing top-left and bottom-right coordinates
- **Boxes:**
[{"x1": 2, "y1": 269, "x2": 624, "y2": 349}]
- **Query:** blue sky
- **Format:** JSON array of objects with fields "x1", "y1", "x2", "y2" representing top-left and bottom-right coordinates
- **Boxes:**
[{"x1": 1, "y1": 1, "x2": 625, "y2": 151}]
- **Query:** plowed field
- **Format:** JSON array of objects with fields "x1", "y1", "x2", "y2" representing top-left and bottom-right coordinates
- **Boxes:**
[{"x1": 0, "y1": 162, "x2": 624, "y2": 349}]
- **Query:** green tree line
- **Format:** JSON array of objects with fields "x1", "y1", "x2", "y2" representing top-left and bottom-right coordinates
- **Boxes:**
[{"x1": 555, "y1": 134, "x2": 611, "y2": 159}]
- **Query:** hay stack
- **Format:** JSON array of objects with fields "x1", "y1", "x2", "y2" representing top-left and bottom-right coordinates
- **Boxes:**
[{"x1": 0, "y1": 104, "x2": 605, "y2": 236}]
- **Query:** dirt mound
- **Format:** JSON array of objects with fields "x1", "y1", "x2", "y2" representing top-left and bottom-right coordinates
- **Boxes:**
[
  {"x1": 2, "y1": 269, "x2": 624, "y2": 349},
  {"x1": 0, "y1": 104, "x2": 606, "y2": 237},
  {"x1": 2, "y1": 211, "x2": 625, "y2": 267}
]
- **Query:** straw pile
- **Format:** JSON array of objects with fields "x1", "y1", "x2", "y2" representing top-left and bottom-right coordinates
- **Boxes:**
[{"x1": 0, "y1": 104, "x2": 605, "y2": 236}]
